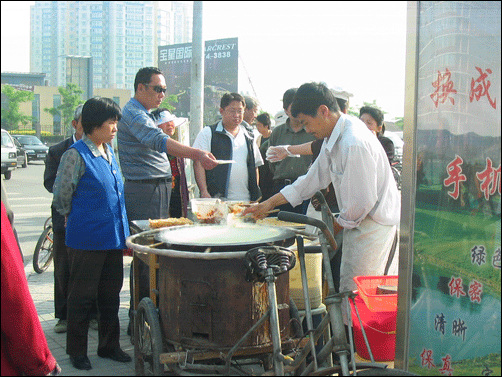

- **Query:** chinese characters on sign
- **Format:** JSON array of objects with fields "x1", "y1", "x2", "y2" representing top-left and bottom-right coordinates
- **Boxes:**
[
  {"x1": 444, "y1": 156, "x2": 501, "y2": 200},
  {"x1": 431, "y1": 66, "x2": 497, "y2": 109}
]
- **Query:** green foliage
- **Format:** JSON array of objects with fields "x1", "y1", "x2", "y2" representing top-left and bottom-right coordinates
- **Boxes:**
[
  {"x1": 394, "y1": 117, "x2": 404, "y2": 130},
  {"x1": 159, "y1": 93, "x2": 180, "y2": 112},
  {"x1": 44, "y1": 83, "x2": 84, "y2": 136},
  {"x1": 1, "y1": 85, "x2": 35, "y2": 131},
  {"x1": 348, "y1": 100, "x2": 387, "y2": 117}
]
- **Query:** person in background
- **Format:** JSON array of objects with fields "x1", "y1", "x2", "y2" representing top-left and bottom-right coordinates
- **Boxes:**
[
  {"x1": 256, "y1": 112, "x2": 274, "y2": 201},
  {"x1": 43, "y1": 104, "x2": 98, "y2": 334},
  {"x1": 244, "y1": 82, "x2": 400, "y2": 306},
  {"x1": 151, "y1": 107, "x2": 190, "y2": 218},
  {"x1": 359, "y1": 106, "x2": 395, "y2": 165},
  {"x1": 193, "y1": 92, "x2": 263, "y2": 201},
  {"x1": 260, "y1": 88, "x2": 316, "y2": 214},
  {"x1": 117, "y1": 67, "x2": 217, "y2": 337},
  {"x1": 243, "y1": 96, "x2": 260, "y2": 127},
  {"x1": 1, "y1": 202, "x2": 61, "y2": 376},
  {"x1": 53, "y1": 97, "x2": 131, "y2": 370}
]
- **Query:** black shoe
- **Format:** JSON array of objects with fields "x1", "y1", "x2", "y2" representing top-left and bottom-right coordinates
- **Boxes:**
[
  {"x1": 98, "y1": 348, "x2": 132, "y2": 363},
  {"x1": 70, "y1": 355, "x2": 92, "y2": 370}
]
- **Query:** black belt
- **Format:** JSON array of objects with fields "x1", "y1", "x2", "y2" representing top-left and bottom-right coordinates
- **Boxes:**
[{"x1": 126, "y1": 177, "x2": 172, "y2": 184}]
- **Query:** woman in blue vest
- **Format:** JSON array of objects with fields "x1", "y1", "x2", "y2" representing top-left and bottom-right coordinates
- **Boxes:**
[{"x1": 52, "y1": 97, "x2": 131, "y2": 371}]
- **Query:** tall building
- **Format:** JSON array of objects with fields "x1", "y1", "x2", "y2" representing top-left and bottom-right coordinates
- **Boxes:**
[{"x1": 30, "y1": 1, "x2": 193, "y2": 93}]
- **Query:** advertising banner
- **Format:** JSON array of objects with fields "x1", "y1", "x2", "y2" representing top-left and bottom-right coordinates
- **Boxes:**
[
  {"x1": 408, "y1": 2, "x2": 501, "y2": 375},
  {"x1": 158, "y1": 38, "x2": 238, "y2": 126}
]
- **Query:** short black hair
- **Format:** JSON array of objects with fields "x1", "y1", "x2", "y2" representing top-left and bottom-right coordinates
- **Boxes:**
[
  {"x1": 81, "y1": 97, "x2": 122, "y2": 135},
  {"x1": 291, "y1": 82, "x2": 339, "y2": 117},
  {"x1": 359, "y1": 106, "x2": 385, "y2": 135},
  {"x1": 256, "y1": 112, "x2": 271, "y2": 128},
  {"x1": 134, "y1": 67, "x2": 163, "y2": 92},
  {"x1": 336, "y1": 98, "x2": 348, "y2": 112},
  {"x1": 151, "y1": 107, "x2": 169, "y2": 121},
  {"x1": 220, "y1": 92, "x2": 245, "y2": 109},
  {"x1": 282, "y1": 88, "x2": 297, "y2": 110}
]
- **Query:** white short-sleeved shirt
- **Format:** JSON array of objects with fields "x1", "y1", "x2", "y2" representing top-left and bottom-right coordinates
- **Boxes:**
[{"x1": 193, "y1": 122, "x2": 263, "y2": 201}]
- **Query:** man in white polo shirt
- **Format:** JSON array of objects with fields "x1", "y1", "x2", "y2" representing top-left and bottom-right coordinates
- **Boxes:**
[{"x1": 193, "y1": 93, "x2": 263, "y2": 201}]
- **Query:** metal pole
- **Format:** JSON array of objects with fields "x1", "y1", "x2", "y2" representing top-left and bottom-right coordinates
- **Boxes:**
[{"x1": 189, "y1": 1, "x2": 204, "y2": 146}]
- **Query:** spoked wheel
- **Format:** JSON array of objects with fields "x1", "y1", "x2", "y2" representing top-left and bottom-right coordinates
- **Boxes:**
[
  {"x1": 33, "y1": 226, "x2": 54, "y2": 273},
  {"x1": 135, "y1": 298, "x2": 163, "y2": 376}
]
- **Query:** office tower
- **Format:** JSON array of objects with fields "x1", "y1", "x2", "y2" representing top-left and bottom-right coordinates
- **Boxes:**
[{"x1": 30, "y1": 1, "x2": 193, "y2": 92}]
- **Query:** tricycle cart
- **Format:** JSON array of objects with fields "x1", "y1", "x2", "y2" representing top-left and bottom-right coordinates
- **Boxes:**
[{"x1": 126, "y1": 192, "x2": 416, "y2": 376}]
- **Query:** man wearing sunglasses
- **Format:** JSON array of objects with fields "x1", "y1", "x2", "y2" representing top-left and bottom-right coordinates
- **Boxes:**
[{"x1": 117, "y1": 67, "x2": 218, "y2": 338}]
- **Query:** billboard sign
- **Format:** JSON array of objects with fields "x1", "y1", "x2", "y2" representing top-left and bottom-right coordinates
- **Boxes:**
[
  {"x1": 158, "y1": 37, "x2": 238, "y2": 126},
  {"x1": 407, "y1": 2, "x2": 501, "y2": 375}
]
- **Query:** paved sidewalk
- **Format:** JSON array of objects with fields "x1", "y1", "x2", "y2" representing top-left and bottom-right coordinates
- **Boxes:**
[{"x1": 26, "y1": 256, "x2": 136, "y2": 376}]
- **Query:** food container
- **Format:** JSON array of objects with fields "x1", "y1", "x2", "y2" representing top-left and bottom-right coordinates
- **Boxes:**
[
  {"x1": 289, "y1": 247, "x2": 323, "y2": 310},
  {"x1": 353, "y1": 275, "x2": 398, "y2": 312},
  {"x1": 190, "y1": 198, "x2": 228, "y2": 224}
]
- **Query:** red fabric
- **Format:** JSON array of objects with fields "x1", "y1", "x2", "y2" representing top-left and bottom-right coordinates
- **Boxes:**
[{"x1": 1, "y1": 202, "x2": 57, "y2": 376}]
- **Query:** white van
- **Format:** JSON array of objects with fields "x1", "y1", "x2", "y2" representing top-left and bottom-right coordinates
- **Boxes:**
[{"x1": 1, "y1": 129, "x2": 17, "y2": 180}]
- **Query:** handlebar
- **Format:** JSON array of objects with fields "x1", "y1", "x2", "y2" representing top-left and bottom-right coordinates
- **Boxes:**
[{"x1": 278, "y1": 211, "x2": 338, "y2": 251}]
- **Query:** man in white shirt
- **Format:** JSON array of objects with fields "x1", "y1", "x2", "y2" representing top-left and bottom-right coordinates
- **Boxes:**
[
  {"x1": 244, "y1": 82, "x2": 400, "y2": 293},
  {"x1": 193, "y1": 93, "x2": 263, "y2": 201}
]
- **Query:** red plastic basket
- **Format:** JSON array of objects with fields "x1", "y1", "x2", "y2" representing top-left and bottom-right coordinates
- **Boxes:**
[{"x1": 353, "y1": 275, "x2": 398, "y2": 312}]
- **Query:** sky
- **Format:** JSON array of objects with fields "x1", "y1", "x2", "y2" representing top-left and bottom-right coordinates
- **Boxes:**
[{"x1": 1, "y1": 1, "x2": 408, "y2": 120}]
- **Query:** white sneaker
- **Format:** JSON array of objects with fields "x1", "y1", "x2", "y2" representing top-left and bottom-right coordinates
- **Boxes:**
[{"x1": 54, "y1": 319, "x2": 67, "y2": 333}]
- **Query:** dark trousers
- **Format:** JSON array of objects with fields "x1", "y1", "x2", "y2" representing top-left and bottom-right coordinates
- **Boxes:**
[
  {"x1": 66, "y1": 248, "x2": 123, "y2": 357},
  {"x1": 271, "y1": 180, "x2": 310, "y2": 216},
  {"x1": 53, "y1": 231, "x2": 97, "y2": 320},
  {"x1": 124, "y1": 179, "x2": 171, "y2": 326}
]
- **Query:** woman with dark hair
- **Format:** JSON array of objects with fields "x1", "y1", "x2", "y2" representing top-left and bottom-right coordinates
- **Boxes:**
[
  {"x1": 53, "y1": 97, "x2": 131, "y2": 370},
  {"x1": 359, "y1": 106, "x2": 395, "y2": 164}
]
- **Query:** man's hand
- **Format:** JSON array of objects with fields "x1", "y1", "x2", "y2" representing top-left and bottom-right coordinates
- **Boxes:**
[
  {"x1": 266, "y1": 145, "x2": 289, "y2": 163},
  {"x1": 196, "y1": 150, "x2": 218, "y2": 170},
  {"x1": 242, "y1": 193, "x2": 288, "y2": 220}
]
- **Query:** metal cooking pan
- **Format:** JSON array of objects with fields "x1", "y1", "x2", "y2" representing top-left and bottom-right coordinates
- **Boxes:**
[{"x1": 153, "y1": 223, "x2": 296, "y2": 252}]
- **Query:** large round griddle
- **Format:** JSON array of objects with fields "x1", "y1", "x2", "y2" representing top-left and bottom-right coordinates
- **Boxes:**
[{"x1": 153, "y1": 224, "x2": 296, "y2": 252}]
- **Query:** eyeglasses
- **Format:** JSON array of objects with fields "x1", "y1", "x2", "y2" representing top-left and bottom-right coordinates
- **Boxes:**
[{"x1": 144, "y1": 84, "x2": 167, "y2": 94}]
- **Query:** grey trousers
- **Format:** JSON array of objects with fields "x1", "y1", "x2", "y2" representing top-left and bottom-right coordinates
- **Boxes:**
[{"x1": 124, "y1": 180, "x2": 171, "y2": 324}]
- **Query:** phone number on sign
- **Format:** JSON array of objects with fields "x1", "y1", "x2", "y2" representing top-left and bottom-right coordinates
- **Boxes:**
[{"x1": 206, "y1": 51, "x2": 232, "y2": 59}]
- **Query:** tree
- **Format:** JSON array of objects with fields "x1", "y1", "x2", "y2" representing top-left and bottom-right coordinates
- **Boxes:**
[
  {"x1": 159, "y1": 92, "x2": 181, "y2": 112},
  {"x1": 1, "y1": 85, "x2": 35, "y2": 131},
  {"x1": 348, "y1": 100, "x2": 387, "y2": 117},
  {"x1": 44, "y1": 83, "x2": 84, "y2": 136},
  {"x1": 394, "y1": 117, "x2": 404, "y2": 131}
]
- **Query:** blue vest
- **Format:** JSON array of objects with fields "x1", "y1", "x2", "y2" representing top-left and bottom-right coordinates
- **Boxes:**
[{"x1": 66, "y1": 140, "x2": 129, "y2": 250}]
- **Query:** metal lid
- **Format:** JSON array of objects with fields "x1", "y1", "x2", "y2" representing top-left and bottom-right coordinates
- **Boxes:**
[{"x1": 154, "y1": 224, "x2": 296, "y2": 252}]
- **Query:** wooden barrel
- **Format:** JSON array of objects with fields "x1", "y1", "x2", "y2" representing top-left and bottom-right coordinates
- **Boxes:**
[{"x1": 157, "y1": 253, "x2": 290, "y2": 348}]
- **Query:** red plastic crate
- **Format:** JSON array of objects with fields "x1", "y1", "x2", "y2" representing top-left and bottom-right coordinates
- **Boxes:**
[{"x1": 353, "y1": 275, "x2": 398, "y2": 312}]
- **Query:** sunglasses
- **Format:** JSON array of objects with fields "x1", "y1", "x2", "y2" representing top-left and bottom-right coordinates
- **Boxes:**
[{"x1": 144, "y1": 84, "x2": 167, "y2": 94}]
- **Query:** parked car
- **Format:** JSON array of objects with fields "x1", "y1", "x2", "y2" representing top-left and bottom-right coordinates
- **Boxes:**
[
  {"x1": 1, "y1": 129, "x2": 18, "y2": 180},
  {"x1": 13, "y1": 137, "x2": 28, "y2": 168},
  {"x1": 11, "y1": 135, "x2": 49, "y2": 163}
]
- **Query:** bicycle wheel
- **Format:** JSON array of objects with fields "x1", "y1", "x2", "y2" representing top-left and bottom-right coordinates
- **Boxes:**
[{"x1": 33, "y1": 226, "x2": 54, "y2": 274}]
